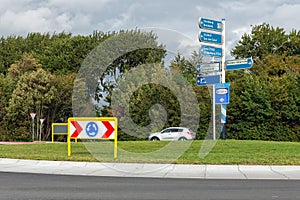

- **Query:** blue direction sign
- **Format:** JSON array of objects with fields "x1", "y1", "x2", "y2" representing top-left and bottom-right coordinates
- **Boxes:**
[
  {"x1": 215, "y1": 83, "x2": 230, "y2": 104},
  {"x1": 199, "y1": 18, "x2": 222, "y2": 32},
  {"x1": 196, "y1": 62, "x2": 220, "y2": 74},
  {"x1": 199, "y1": 32, "x2": 222, "y2": 45},
  {"x1": 196, "y1": 75, "x2": 220, "y2": 86},
  {"x1": 226, "y1": 57, "x2": 253, "y2": 71},
  {"x1": 200, "y1": 45, "x2": 222, "y2": 57}
]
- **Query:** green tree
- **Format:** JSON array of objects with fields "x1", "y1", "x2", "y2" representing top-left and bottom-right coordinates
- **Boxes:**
[
  {"x1": 232, "y1": 23, "x2": 300, "y2": 59},
  {"x1": 0, "y1": 74, "x2": 15, "y2": 140},
  {"x1": 8, "y1": 53, "x2": 41, "y2": 78},
  {"x1": 80, "y1": 30, "x2": 166, "y2": 116},
  {"x1": 5, "y1": 68, "x2": 56, "y2": 141},
  {"x1": 227, "y1": 74, "x2": 273, "y2": 140}
]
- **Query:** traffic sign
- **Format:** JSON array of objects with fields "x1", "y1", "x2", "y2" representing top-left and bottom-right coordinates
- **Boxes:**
[
  {"x1": 199, "y1": 31, "x2": 222, "y2": 45},
  {"x1": 196, "y1": 75, "x2": 220, "y2": 86},
  {"x1": 68, "y1": 117, "x2": 118, "y2": 158},
  {"x1": 69, "y1": 118, "x2": 116, "y2": 139},
  {"x1": 196, "y1": 62, "x2": 220, "y2": 74},
  {"x1": 226, "y1": 57, "x2": 253, "y2": 71},
  {"x1": 200, "y1": 45, "x2": 222, "y2": 57},
  {"x1": 40, "y1": 118, "x2": 45, "y2": 124},
  {"x1": 199, "y1": 18, "x2": 222, "y2": 32},
  {"x1": 215, "y1": 83, "x2": 230, "y2": 104},
  {"x1": 30, "y1": 112, "x2": 36, "y2": 120}
]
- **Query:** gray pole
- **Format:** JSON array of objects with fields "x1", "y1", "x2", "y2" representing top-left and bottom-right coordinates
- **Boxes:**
[
  {"x1": 213, "y1": 84, "x2": 216, "y2": 140},
  {"x1": 36, "y1": 117, "x2": 39, "y2": 141},
  {"x1": 32, "y1": 118, "x2": 34, "y2": 142},
  {"x1": 39, "y1": 123, "x2": 42, "y2": 141},
  {"x1": 221, "y1": 18, "x2": 226, "y2": 139}
]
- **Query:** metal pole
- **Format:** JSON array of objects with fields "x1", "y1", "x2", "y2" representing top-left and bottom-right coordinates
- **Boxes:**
[
  {"x1": 32, "y1": 119, "x2": 34, "y2": 142},
  {"x1": 39, "y1": 123, "x2": 42, "y2": 141},
  {"x1": 221, "y1": 18, "x2": 226, "y2": 139},
  {"x1": 221, "y1": 19, "x2": 226, "y2": 83},
  {"x1": 36, "y1": 117, "x2": 39, "y2": 141},
  {"x1": 213, "y1": 84, "x2": 216, "y2": 140}
]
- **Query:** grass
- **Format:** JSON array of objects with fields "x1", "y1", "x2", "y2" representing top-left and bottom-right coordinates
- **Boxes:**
[{"x1": 0, "y1": 140, "x2": 300, "y2": 165}]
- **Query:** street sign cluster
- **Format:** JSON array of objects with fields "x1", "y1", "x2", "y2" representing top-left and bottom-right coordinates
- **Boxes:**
[
  {"x1": 196, "y1": 17, "x2": 254, "y2": 140},
  {"x1": 197, "y1": 18, "x2": 223, "y2": 86}
]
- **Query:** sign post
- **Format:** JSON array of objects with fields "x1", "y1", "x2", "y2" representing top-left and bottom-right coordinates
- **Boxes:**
[
  {"x1": 39, "y1": 118, "x2": 45, "y2": 141},
  {"x1": 220, "y1": 19, "x2": 226, "y2": 139},
  {"x1": 198, "y1": 17, "x2": 253, "y2": 140},
  {"x1": 198, "y1": 17, "x2": 224, "y2": 140},
  {"x1": 30, "y1": 113, "x2": 36, "y2": 142}
]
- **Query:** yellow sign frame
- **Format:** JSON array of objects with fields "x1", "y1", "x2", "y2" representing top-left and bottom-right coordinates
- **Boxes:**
[{"x1": 67, "y1": 117, "x2": 118, "y2": 158}]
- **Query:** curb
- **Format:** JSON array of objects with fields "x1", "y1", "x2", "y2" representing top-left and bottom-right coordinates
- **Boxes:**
[{"x1": 1, "y1": 158, "x2": 300, "y2": 179}]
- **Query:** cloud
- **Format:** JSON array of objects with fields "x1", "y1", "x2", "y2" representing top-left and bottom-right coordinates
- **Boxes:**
[
  {"x1": 0, "y1": 7, "x2": 52, "y2": 35},
  {"x1": 0, "y1": 0, "x2": 299, "y2": 58},
  {"x1": 102, "y1": 3, "x2": 141, "y2": 29},
  {"x1": 267, "y1": 3, "x2": 300, "y2": 32}
]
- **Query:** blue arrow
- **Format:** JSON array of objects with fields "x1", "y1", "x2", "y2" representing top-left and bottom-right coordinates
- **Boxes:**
[{"x1": 196, "y1": 64, "x2": 201, "y2": 74}]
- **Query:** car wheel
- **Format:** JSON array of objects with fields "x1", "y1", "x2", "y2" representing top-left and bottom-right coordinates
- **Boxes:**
[
  {"x1": 151, "y1": 137, "x2": 160, "y2": 141},
  {"x1": 178, "y1": 137, "x2": 187, "y2": 141}
]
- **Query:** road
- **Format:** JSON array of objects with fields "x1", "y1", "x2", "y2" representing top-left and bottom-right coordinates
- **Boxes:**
[{"x1": 1, "y1": 172, "x2": 300, "y2": 200}]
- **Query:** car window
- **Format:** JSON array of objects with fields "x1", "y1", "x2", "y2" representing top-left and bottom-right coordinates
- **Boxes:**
[
  {"x1": 161, "y1": 129, "x2": 171, "y2": 133},
  {"x1": 177, "y1": 129, "x2": 183, "y2": 132},
  {"x1": 169, "y1": 128, "x2": 179, "y2": 132}
]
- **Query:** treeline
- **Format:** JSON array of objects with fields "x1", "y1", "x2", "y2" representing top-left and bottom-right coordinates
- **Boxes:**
[
  {"x1": 0, "y1": 31, "x2": 111, "y2": 140},
  {"x1": 227, "y1": 24, "x2": 300, "y2": 140},
  {"x1": 0, "y1": 24, "x2": 299, "y2": 141}
]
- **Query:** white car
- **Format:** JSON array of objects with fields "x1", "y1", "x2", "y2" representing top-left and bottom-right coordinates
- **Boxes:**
[{"x1": 148, "y1": 127, "x2": 196, "y2": 141}]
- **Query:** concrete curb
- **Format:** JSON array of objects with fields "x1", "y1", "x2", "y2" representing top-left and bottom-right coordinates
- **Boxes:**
[{"x1": 1, "y1": 158, "x2": 300, "y2": 179}]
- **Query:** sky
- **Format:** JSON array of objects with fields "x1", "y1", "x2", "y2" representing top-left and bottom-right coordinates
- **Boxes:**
[{"x1": 0, "y1": 0, "x2": 299, "y2": 58}]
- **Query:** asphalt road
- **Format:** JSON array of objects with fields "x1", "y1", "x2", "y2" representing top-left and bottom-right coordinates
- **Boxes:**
[{"x1": 1, "y1": 172, "x2": 300, "y2": 200}]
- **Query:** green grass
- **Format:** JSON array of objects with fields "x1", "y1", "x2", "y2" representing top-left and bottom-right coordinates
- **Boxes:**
[{"x1": 0, "y1": 140, "x2": 300, "y2": 165}]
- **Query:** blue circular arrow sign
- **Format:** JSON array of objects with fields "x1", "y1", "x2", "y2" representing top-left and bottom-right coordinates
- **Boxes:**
[{"x1": 86, "y1": 122, "x2": 98, "y2": 137}]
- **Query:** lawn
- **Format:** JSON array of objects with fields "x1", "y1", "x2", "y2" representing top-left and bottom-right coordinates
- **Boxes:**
[{"x1": 0, "y1": 140, "x2": 300, "y2": 165}]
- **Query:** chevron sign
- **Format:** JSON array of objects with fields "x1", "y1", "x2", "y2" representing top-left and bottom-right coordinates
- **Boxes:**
[
  {"x1": 68, "y1": 117, "x2": 117, "y2": 139},
  {"x1": 68, "y1": 117, "x2": 118, "y2": 157}
]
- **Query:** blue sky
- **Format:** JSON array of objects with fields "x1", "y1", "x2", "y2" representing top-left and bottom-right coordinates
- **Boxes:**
[{"x1": 1, "y1": 0, "x2": 299, "y2": 58}]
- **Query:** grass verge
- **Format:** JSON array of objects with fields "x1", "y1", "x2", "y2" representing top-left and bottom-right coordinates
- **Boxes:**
[{"x1": 0, "y1": 140, "x2": 300, "y2": 165}]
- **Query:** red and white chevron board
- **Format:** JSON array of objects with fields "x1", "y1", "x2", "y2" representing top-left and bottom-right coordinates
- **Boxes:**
[{"x1": 68, "y1": 118, "x2": 116, "y2": 139}]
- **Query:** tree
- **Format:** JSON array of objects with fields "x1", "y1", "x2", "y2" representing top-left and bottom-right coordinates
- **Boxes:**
[
  {"x1": 75, "y1": 30, "x2": 166, "y2": 117},
  {"x1": 5, "y1": 68, "x2": 56, "y2": 141},
  {"x1": 0, "y1": 73, "x2": 15, "y2": 140},
  {"x1": 227, "y1": 74, "x2": 273, "y2": 140},
  {"x1": 231, "y1": 23, "x2": 300, "y2": 60},
  {"x1": 8, "y1": 53, "x2": 41, "y2": 78},
  {"x1": 0, "y1": 31, "x2": 111, "y2": 75}
]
